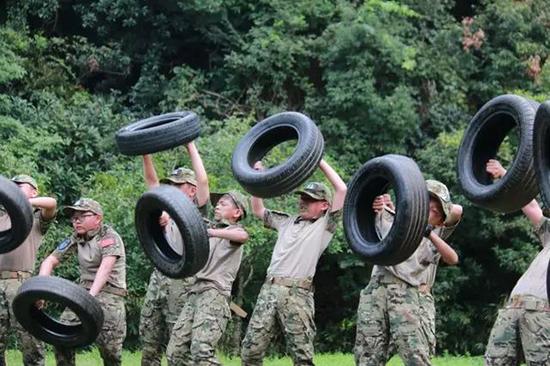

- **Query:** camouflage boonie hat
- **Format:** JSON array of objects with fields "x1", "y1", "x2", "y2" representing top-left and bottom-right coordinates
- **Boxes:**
[
  {"x1": 12, "y1": 174, "x2": 38, "y2": 190},
  {"x1": 426, "y1": 179, "x2": 452, "y2": 220},
  {"x1": 63, "y1": 198, "x2": 104, "y2": 216},
  {"x1": 160, "y1": 167, "x2": 197, "y2": 186},
  {"x1": 295, "y1": 182, "x2": 333, "y2": 203},
  {"x1": 211, "y1": 191, "x2": 249, "y2": 220}
]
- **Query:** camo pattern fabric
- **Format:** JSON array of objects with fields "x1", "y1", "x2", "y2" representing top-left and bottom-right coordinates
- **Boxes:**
[
  {"x1": 354, "y1": 280, "x2": 431, "y2": 366},
  {"x1": 166, "y1": 288, "x2": 230, "y2": 366},
  {"x1": 241, "y1": 282, "x2": 316, "y2": 366},
  {"x1": 0, "y1": 278, "x2": 45, "y2": 366},
  {"x1": 54, "y1": 291, "x2": 126, "y2": 366},
  {"x1": 140, "y1": 268, "x2": 194, "y2": 366},
  {"x1": 485, "y1": 295, "x2": 550, "y2": 366}
]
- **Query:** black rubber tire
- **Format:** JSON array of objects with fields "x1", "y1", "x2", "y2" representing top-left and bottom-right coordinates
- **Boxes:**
[
  {"x1": 533, "y1": 102, "x2": 550, "y2": 209},
  {"x1": 457, "y1": 94, "x2": 538, "y2": 213},
  {"x1": 0, "y1": 176, "x2": 34, "y2": 254},
  {"x1": 343, "y1": 154, "x2": 429, "y2": 265},
  {"x1": 135, "y1": 185, "x2": 209, "y2": 278},
  {"x1": 231, "y1": 112, "x2": 324, "y2": 198},
  {"x1": 115, "y1": 112, "x2": 200, "y2": 155},
  {"x1": 12, "y1": 276, "x2": 104, "y2": 347}
]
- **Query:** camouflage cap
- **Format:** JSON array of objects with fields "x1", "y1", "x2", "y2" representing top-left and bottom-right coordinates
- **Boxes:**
[
  {"x1": 63, "y1": 198, "x2": 104, "y2": 216},
  {"x1": 294, "y1": 182, "x2": 333, "y2": 203},
  {"x1": 11, "y1": 174, "x2": 38, "y2": 190},
  {"x1": 160, "y1": 167, "x2": 197, "y2": 186},
  {"x1": 211, "y1": 190, "x2": 249, "y2": 220},
  {"x1": 426, "y1": 179, "x2": 452, "y2": 220}
]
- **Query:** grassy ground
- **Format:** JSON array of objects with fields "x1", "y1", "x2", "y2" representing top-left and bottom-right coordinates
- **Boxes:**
[{"x1": 6, "y1": 349, "x2": 486, "y2": 365}]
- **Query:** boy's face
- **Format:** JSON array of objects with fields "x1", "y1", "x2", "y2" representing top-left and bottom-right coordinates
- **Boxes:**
[
  {"x1": 71, "y1": 211, "x2": 102, "y2": 235},
  {"x1": 428, "y1": 196, "x2": 445, "y2": 227},
  {"x1": 16, "y1": 183, "x2": 37, "y2": 199},
  {"x1": 214, "y1": 195, "x2": 241, "y2": 222},
  {"x1": 174, "y1": 182, "x2": 197, "y2": 200},
  {"x1": 298, "y1": 195, "x2": 329, "y2": 220}
]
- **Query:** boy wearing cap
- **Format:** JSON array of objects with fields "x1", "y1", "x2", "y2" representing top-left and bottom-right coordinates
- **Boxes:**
[
  {"x1": 240, "y1": 159, "x2": 347, "y2": 366},
  {"x1": 484, "y1": 159, "x2": 550, "y2": 366},
  {"x1": 354, "y1": 180, "x2": 462, "y2": 366},
  {"x1": 140, "y1": 141, "x2": 210, "y2": 366},
  {"x1": 0, "y1": 175, "x2": 56, "y2": 366},
  {"x1": 39, "y1": 198, "x2": 126, "y2": 366},
  {"x1": 166, "y1": 190, "x2": 249, "y2": 365}
]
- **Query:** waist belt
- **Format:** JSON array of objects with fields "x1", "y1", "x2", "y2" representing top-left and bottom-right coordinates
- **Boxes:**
[
  {"x1": 265, "y1": 276, "x2": 313, "y2": 291},
  {"x1": 0, "y1": 271, "x2": 32, "y2": 280},
  {"x1": 508, "y1": 295, "x2": 549, "y2": 311},
  {"x1": 81, "y1": 281, "x2": 127, "y2": 297},
  {"x1": 372, "y1": 273, "x2": 407, "y2": 286}
]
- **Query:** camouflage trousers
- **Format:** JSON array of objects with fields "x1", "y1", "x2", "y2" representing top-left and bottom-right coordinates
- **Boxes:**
[
  {"x1": 241, "y1": 282, "x2": 316, "y2": 366},
  {"x1": 354, "y1": 280, "x2": 431, "y2": 366},
  {"x1": 484, "y1": 295, "x2": 550, "y2": 366},
  {"x1": 387, "y1": 291, "x2": 436, "y2": 359},
  {"x1": 54, "y1": 291, "x2": 126, "y2": 366},
  {"x1": 140, "y1": 269, "x2": 194, "y2": 366},
  {"x1": 0, "y1": 278, "x2": 45, "y2": 366},
  {"x1": 166, "y1": 287, "x2": 230, "y2": 366}
]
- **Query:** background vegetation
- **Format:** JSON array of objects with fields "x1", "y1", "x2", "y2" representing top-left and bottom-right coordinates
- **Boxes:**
[{"x1": 1, "y1": 0, "x2": 549, "y2": 356}]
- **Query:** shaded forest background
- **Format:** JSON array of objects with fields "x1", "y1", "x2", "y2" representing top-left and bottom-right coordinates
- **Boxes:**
[{"x1": 1, "y1": 0, "x2": 549, "y2": 356}]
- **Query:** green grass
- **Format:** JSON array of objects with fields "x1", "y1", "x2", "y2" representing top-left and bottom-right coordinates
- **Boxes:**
[{"x1": 6, "y1": 349, "x2": 485, "y2": 365}]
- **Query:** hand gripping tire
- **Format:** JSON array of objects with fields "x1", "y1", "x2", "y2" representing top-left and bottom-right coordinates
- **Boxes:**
[
  {"x1": 457, "y1": 94, "x2": 538, "y2": 213},
  {"x1": 115, "y1": 111, "x2": 200, "y2": 155},
  {"x1": 135, "y1": 185, "x2": 209, "y2": 278},
  {"x1": 12, "y1": 276, "x2": 104, "y2": 347},
  {"x1": 0, "y1": 175, "x2": 34, "y2": 254},
  {"x1": 343, "y1": 154, "x2": 429, "y2": 265},
  {"x1": 533, "y1": 102, "x2": 550, "y2": 209},
  {"x1": 231, "y1": 112, "x2": 324, "y2": 198}
]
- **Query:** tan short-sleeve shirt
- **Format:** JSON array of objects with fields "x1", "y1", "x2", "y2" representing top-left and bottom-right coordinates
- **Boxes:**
[
  {"x1": 0, "y1": 208, "x2": 54, "y2": 272},
  {"x1": 510, "y1": 216, "x2": 550, "y2": 300},
  {"x1": 194, "y1": 222, "x2": 245, "y2": 297},
  {"x1": 371, "y1": 208, "x2": 458, "y2": 287},
  {"x1": 52, "y1": 224, "x2": 126, "y2": 290},
  {"x1": 264, "y1": 208, "x2": 341, "y2": 279}
]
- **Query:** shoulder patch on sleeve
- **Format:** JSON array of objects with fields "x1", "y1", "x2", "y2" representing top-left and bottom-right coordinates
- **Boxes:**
[
  {"x1": 100, "y1": 235, "x2": 116, "y2": 248},
  {"x1": 57, "y1": 238, "x2": 71, "y2": 251}
]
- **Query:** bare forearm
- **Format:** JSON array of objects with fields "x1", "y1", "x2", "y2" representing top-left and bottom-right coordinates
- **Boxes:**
[
  {"x1": 319, "y1": 159, "x2": 347, "y2": 211},
  {"x1": 428, "y1": 232, "x2": 459, "y2": 265},
  {"x1": 521, "y1": 199, "x2": 543, "y2": 227},
  {"x1": 208, "y1": 228, "x2": 248, "y2": 244},
  {"x1": 251, "y1": 196, "x2": 266, "y2": 218},
  {"x1": 186, "y1": 142, "x2": 210, "y2": 206},
  {"x1": 142, "y1": 154, "x2": 160, "y2": 188},
  {"x1": 29, "y1": 197, "x2": 57, "y2": 219},
  {"x1": 39, "y1": 255, "x2": 59, "y2": 276},
  {"x1": 89, "y1": 256, "x2": 117, "y2": 296}
]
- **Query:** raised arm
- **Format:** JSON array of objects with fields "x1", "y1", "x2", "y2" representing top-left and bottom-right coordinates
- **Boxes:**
[
  {"x1": 486, "y1": 159, "x2": 542, "y2": 226},
  {"x1": 29, "y1": 196, "x2": 57, "y2": 220},
  {"x1": 186, "y1": 142, "x2": 210, "y2": 207},
  {"x1": 319, "y1": 159, "x2": 347, "y2": 212},
  {"x1": 251, "y1": 161, "x2": 267, "y2": 218},
  {"x1": 143, "y1": 154, "x2": 160, "y2": 189}
]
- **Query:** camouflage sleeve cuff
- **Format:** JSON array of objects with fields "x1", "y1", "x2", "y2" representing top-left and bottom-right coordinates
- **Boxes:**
[
  {"x1": 326, "y1": 208, "x2": 343, "y2": 233},
  {"x1": 263, "y1": 209, "x2": 289, "y2": 230}
]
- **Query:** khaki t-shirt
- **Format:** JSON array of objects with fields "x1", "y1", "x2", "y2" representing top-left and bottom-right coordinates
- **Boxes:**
[
  {"x1": 0, "y1": 208, "x2": 54, "y2": 272},
  {"x1": 510, "y1": 216, "x2": 550, "y2": 300},
  {"x1": 52, "y1": 224, "x2": 126, "y2": 290},
  {"x1": 194, "y1": 222, "x2": 245, "y2": 297},
  {"x1": 264, "y1": 208, "x2": 341, "y2": 279},
  {"x1": 371, "y1": 208, "x2": 458, "y2": 287}
]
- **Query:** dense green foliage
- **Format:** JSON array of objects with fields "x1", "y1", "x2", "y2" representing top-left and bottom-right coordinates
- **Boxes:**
[{"x1": 2, "y1": 0, "x2": 549, "y2": 356}]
